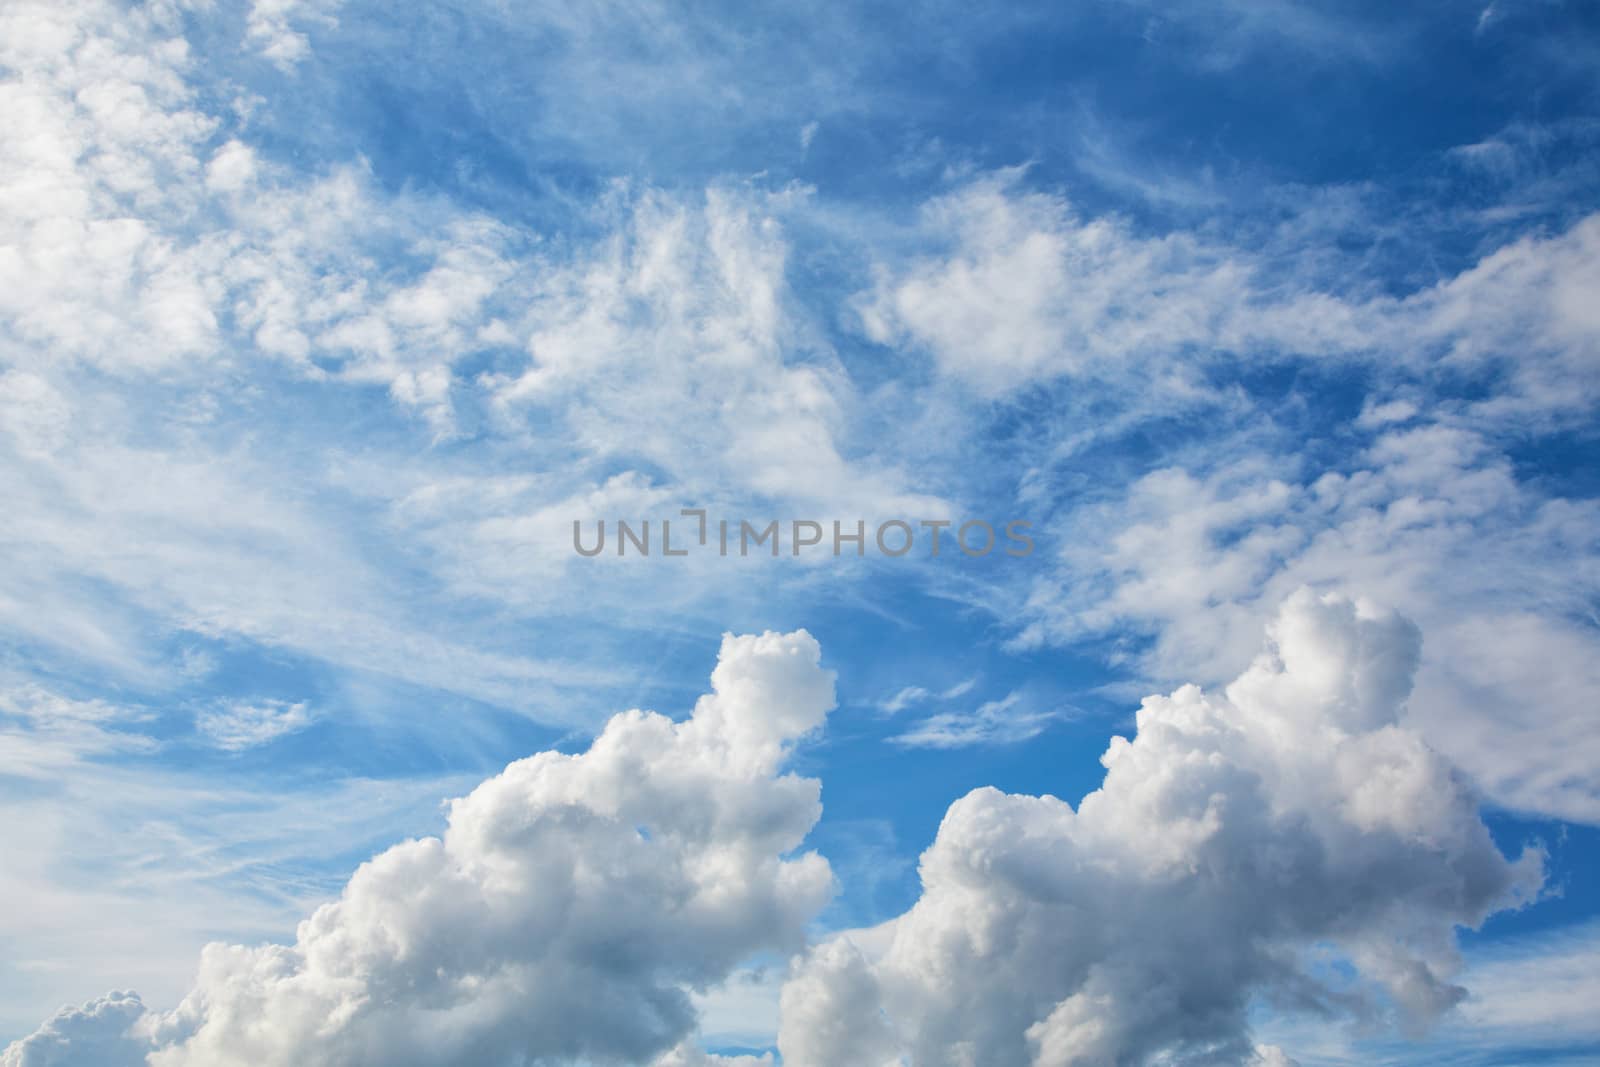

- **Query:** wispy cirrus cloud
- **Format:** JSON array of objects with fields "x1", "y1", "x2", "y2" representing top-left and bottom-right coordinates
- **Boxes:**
[
  {"x1": 890, "y1": 692, "x2": 1064, "y2": 749},
  {"x1": 877, "y1": 676, "x2": 977, "y2": 715}
]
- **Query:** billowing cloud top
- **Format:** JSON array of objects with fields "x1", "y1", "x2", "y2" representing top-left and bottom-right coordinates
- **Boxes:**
[
  {"x1": 5, "y1": 601, "x2": 1543, "y2": 1066},
  {"x1": 1, "y1": 631, "x2": 834, "y2": 1067},
  {"x1": 779, "y1": 592, "x2": 1541, "y2": 1066}
]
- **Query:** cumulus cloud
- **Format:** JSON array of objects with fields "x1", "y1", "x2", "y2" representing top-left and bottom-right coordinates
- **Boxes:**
[
  {"x1": 0, "y1": 991, "x2": 147, "y2": 1067},
  {"x1": 3, "y1": 630, "x2": 836, "y2": 1067},
  {"x1": 779, "y1": 592, "x2": 1542, "y2": 1066}
]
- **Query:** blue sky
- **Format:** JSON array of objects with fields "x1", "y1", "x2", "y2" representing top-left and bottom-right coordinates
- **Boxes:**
[{"x1": 1, "y1": 1, "x2": 1598, "y2": 1064}]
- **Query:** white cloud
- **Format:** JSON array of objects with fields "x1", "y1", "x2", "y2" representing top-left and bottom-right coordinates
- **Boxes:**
[
  {"x1": 1407, "y1": 213, "x2": 1600, "y2": 419},
  {"x1": 1, "y1": 609, "x2": 1574, "y2": 1066},
  {"x1": 195, "y1": 699, "x2": 312, "y2": 751},
  {"x1": 0, "y1": 0, "x2": 948, "y2": 715},
  {"x1": 1448, "y1": 921, "x2": 1600, "y2": 1047},
  {"x1": 1109, "y1": 0, "x2": 1390, "y2": 68},
  {"x1": 1354, "y1": 398, "x2": 1420, "y2": 429},
  {"x1": 779, "y1": 592, "x2": 1542, "y2": 1066},
  {"x1": 0, "y1": 366, "x2": 616, "y2": 713},
  {"x1": 878, "y1": 677, "x2": 977, "y2": 715},
  {"x1": 0, "y1": 0, "x2": 220, "y2": 372},
  {"x1": 856, "y1": 171, "x2": 1363, "y2": 399},
  {"x1": 2, "y1": 8, "x2": 1595, "y2": 1063},
  {"x1": 891, "y1": 692, "x2": 1062, "y2": 749},
  {"x1": 0, "y1": 0, "x2": 632, "y2": 709},
  {"x1": 485, "y1": 184, "x2": 941, "y2": 516},
  {"x1": 860, "y1": 172, "x2": 1600, "y2": 424},
  {"x1": 0, "y1": 371, "x2": 71, "y2": 457},
  {"x1": 779, "y1": 938, "x2": 903, "y2": 1067},
  {"x1": 1016, "y1": 420, "x2": 1600, "y2": 824},
  {"x1": 3, "y1": 630, "x2": 838, "y2": 1067},
  {"x1": 244, "y1": 0, "x2": 340, "y2": 68},
  {"x1": 0, "y1": 991, "x2": 147, "y2": 1067},
  {"x1": 879, "y1": 685, "x2": 932, "y2": 715},
  {"x1": 0, "y1": 684, "x2": 155, "y2": 775}
]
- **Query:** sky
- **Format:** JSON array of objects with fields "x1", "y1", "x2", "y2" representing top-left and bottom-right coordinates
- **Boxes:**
[{"x1": 1, "y1": 0, "x2": 1598, "y2": 1064}]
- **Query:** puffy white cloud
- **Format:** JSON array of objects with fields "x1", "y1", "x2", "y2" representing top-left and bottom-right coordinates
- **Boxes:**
[
  {"x1": 778, "y1": 938, "x2": 902, "y2": 1067},
  {"x1": 0, "y1": 991, "x2": 147, "y2": 1067},
  {"x1": 779, "y1": 592, "x2": 1541, "y2": 1066},
  {"x1": 2, "y1": 630, "x2": 837, "y2": 1067}
]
